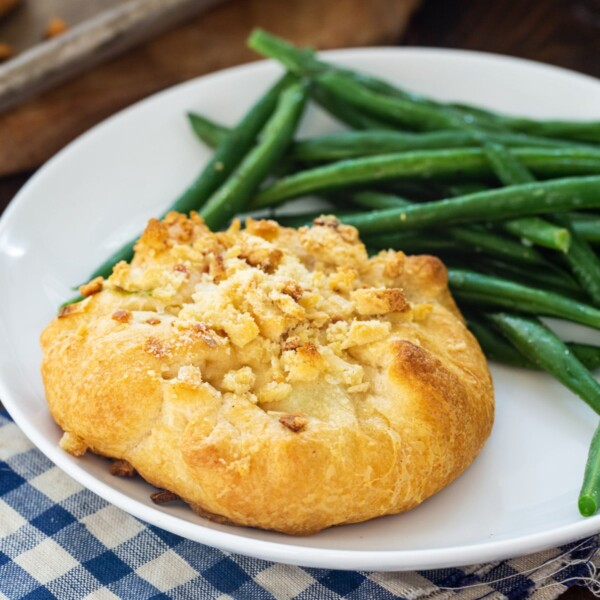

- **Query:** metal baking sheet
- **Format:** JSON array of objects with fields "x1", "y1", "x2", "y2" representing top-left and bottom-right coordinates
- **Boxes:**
[{"x1": 0, "y1": 0, "x2": 226, "y2": 113}]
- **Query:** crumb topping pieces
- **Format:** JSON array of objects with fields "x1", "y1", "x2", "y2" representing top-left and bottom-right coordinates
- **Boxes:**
[
  {"x1": 79, "y1": 212, "x2": 456, "y2": 421},
  {"x1": 279, "y1": 413, "x2": 308, "y2": 432},
  {"x1": 109, "y1": 459, "x2": 136, "y2": 477},
  {"x1": 150, "y1": 490, "x2": 181, "y2": 504},
  {"x1": 112, "y1": 310, "x2": 131, "y2": 323},
  {"x1": 79, "y1": 277, "x2": 103, "y2": 297}
]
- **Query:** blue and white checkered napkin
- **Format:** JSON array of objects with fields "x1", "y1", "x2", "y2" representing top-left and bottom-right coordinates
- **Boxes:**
[{"x1": 1, "y1": 408, "x2": 599, "y2": 600}]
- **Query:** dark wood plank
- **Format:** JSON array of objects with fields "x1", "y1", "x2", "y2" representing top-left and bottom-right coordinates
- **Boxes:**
[
  {"x1": 403, "y1": 0, "x2": 600, "y2": 77},
  {"x1": 0, "y1": 170, "x2": 30, "y2": 213}
]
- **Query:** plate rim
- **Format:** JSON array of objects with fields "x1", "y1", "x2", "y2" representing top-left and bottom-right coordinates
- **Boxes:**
[{"x1": 2, "y1": 46, "x2": 600, "y2": 571}]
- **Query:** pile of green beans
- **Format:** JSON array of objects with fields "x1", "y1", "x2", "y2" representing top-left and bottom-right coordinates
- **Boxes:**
[{"x1": 83, "y1": 30, "x2": 600, "y2": 517}]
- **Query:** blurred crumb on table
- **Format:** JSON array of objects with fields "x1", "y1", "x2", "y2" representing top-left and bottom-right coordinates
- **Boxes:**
[
  {"x1": 43, "y1": 16, "x2": 68, "y2": 39},
  {"x1": 0, "y1": 0, "x2": 21, "y2": 19},
  {"x1": 0, "y1": 41, "x2": 13, "y2": 59}
]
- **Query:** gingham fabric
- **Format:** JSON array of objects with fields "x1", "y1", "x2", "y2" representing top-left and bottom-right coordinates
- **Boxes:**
[{"x1": 1, "y1": 407, "x2": 599, "y2": 600}]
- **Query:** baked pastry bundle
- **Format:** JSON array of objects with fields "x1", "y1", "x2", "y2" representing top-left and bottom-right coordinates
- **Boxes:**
[{"x1": 40, "y1": 213, "x2": 494, "y2": 535}]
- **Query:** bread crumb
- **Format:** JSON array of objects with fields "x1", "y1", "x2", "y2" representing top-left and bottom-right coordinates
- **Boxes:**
[
  {"x1": 348, "y1": 382, "x2": 370, "y2": 393},
  {"x1": 343, "y1": 320, "x2": 392, "y2": 348},
  {"x1": 79, "y1": 277, "x2": 103, "y2": 297},
  {"x1": 144, "y1": 336, "x2": 168, "y2": 358},
  {"x1": 150, "y1": 490, "x2": 180, "y2": 504},
  {"x1": 352, "y1": 288, "x2": 409, "y2": 315},
  {"x1": 44, "y1": 17, "x2": 68, "y2": 39},
  {"x1": 112, "y1": 310, "x2": 131, "y2": 323},
  {"x1": 109, "y1": 460, "x2": 136, "y2": 477},
  {"x1": 58, "y1": 299, "x2": 89, "y2": 318},
  {"x1": 221, "y1": 366, "x2": 255, "y2": 395},
  {"x1": 0, "y1": 43, "x2": 14, "y2": 61},
  {"x1": 279, "y1": 414, "x2": 308, "y2": 432},
  {"x1": 256, "y1": 381, "x2": 292, "y2": 404}
]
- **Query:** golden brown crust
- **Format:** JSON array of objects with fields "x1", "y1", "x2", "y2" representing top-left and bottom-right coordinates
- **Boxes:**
[{"x1": 40, "y1": 214, "x2": 494, "y2": 535}]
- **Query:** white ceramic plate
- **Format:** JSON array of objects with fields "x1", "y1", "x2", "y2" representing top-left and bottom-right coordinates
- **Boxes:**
[{"x1": 1, "y1": 48, "x2": 600, "y2": 572}]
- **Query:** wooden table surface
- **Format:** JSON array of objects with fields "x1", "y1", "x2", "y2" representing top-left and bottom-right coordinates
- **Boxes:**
[
  {"x1": 2, "y1": 0, "x2": 599, "y2": 210},
  {"x1": 1, "y1": 0, "x2": 599, "y2": 595}
]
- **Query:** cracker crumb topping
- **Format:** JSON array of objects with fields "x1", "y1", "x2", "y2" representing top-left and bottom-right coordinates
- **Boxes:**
[
  {"x1": 279, "y1": 413, "x2": 308, "y2": 432},
  {"x1": 79, "y1": 277, "x2": 103, "y2": 297},
  {"x1": 112, "y1": 310, "x2": 131, "y2": 323},
  {"x1": 83, "y1": 213, "x2": 459, "y2": 411}
]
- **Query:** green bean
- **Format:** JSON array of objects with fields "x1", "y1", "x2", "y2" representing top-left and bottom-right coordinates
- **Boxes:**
[
  {"x1": 554, "y1": 215, "x2": 600, "y2": 306},
  {"x1": 188, "y1": 111, "x2": 297, "y2": 178},
  {"x1": 474, "y1": 258, "x2": 583, "y2": 298},
  {"x1": 571, "y1": 344, "x2": 600, "y2": 371},
  {"x1": 344, "y1": 191, "x2": 550, "y2": 266},
  {"x1": 448, "y1": 269, "x2": 600, "y2": 329},
  {"x1": 365, "y1": 231, "x2": 458, "y2": 254},
  {"x1": 251, "y1": 29, "x2": 600, "y2": 144},
  {"x1": 449, "y1": 227, "x2": 548, "y2": 266},
  {"x1": 447, "y1": 103, "x2": 520, "y2": 133},
  {"x1": 569, "y1": 212, "x2": 600, "y2": 221},
  {"x1": 468, "y1": 314, "x2": 600, "y2": 371},
  {"x1": 200, "y1": 82, "x2": 308, "y2": 230},
  {"x1": 501, "y1": 218, "x2": 571, "y2": 253},
  {"x1": 473, "y1": 131, "x2": 574, "y2": 253},
  {"x1": 379, "y1": 181, "x2": 453, "y2": 202},
  {"x1": 291, "y1": 130, "x2": 581, "y2": 162},
  {"x1": 186, "y1": 116, "x2": 587, "y2": 161},
  {"x1": 579, "y1": 422, "x2": 600, "y2": 517},
  {"x1": 248, "y1": 29, "x2": 501, "y2": 132},
  {"x1": 344, "y1": 191, "x2": 411, "y2": 211},
  {"x1": 497, "y1": 117, "x2": 600, "y2": 145},
  {"x1": 466, "y1": 315, "x2": 536, "y2": 369},
  {"x1": 315, "y1": 71, "x2": 600, "y2": 152},
  {"x1": 316, "y1": 70, "x2": 460, "y2": 132},
  {"x1": 187, "y1": 118, "x2": 566, "y2": 200},
  {"x1": 249, "y1": 29, "x2": 428, "y2": 105},
  {"x1": 335, "y1": 176, "x2": 600, "y2": 236},
  {"x1": 449, "y1": 103, "x2": 600, "y2": 144},
  {"x1": 251, "y1": 150, "x2": 600, "y2": 209},
  {"x1": 456, "y1": 107, "x2": 549, "y2": 256},
  {"x1": 311, "y1": 86, "x2": 395, "y2": 131},
  {"x1": 250, "y1": 29, "x2": 600, "y2": 144},
  {"x1": 480, "y1": 140, "x2": 535, "y2": 185},
  {"x1": 486, "y1": 313, "x2": 600, "y2": 414},
  {"x1": 337, "y1": 188, "x2": 580, "y2": 261},
  {"x1": 366, "y1": 227, "x2": 549, "y2": 267},
  {"x1": 446, "y1": 182, "x2": 491, "y2": 197},
  {"x1": 187, "y1": 112, "x2": 230, "y2": 148},
  {"x1": 571, "y1": 218, "x2": 600, "y2": 245},
  {"x1": 249, "y1": 29, "x2": 324, "y2": 76},
  {"x1": 475, "y1": 132, "x2": 571, "y2": 259},
  {"x1": 87, "y1": 74, "x2": 294, "y2": 281},
  {"x1": 191, "y1": 123, "x2": 500, "y2": 166}
]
